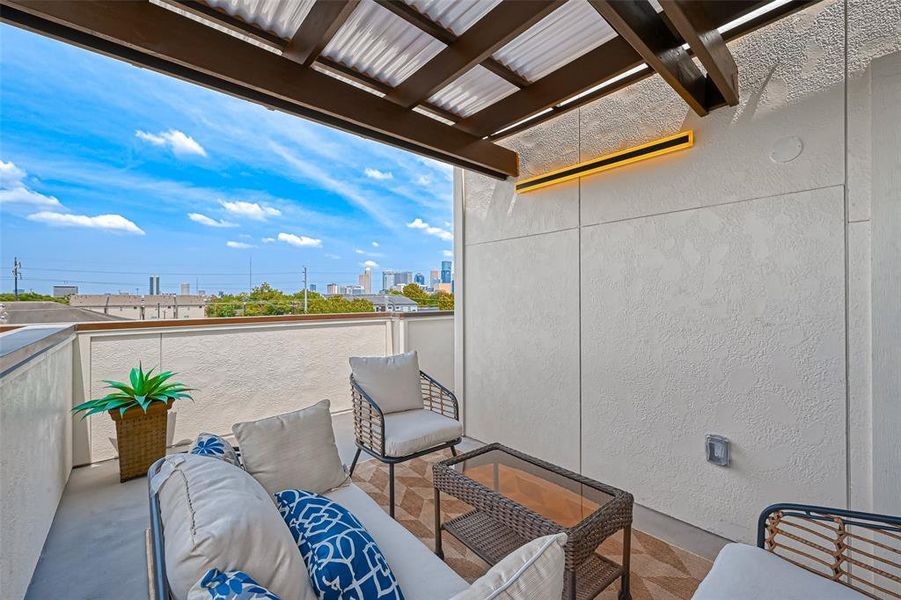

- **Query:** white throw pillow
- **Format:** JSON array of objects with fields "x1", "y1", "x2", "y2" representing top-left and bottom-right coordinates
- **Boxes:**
[
  {"x1": 154, "y1": 454, "x2": 315, "y2": 600},
  {"x1": 450, "y1": 533, "x2": 568, "y2": 600},
  {"x1": 349, "y1": 351, "x2": 423, "y2": 414},
  {"x1": 232, "y1": 399, "x2": 348, "y2": 496}
]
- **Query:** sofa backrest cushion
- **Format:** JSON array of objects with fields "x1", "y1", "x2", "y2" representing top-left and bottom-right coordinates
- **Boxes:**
[
  {"x1": 449, "y1": 533, "x2": 567, "y2": 600},
  {"x1": 232, "y1": 399, "x2": 348, "y2": 497},
  {"x1": 349, "y1": 351, "x2": 422, "y2": 415},
  {"x1": 154, "y1": 454, "x2": 315, "y2": 600}
]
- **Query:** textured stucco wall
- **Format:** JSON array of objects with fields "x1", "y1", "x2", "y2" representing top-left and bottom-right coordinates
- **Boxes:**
[
  {"x1": 461, "y1": 0, "x2": 900, "y2": 542},
  {"x1": 75, "y1": 316, "x2": 454, "y2": 465},
  {"x1": 0, "y1": 339, "x2": 74, "y2": 600}
]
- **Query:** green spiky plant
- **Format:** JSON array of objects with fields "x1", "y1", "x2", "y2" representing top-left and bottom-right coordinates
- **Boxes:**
[{"x1": 72, "y1": 363, "x2": 194, "y2": 418}]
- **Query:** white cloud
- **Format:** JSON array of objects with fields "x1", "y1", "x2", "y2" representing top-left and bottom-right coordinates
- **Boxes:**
[
  {"x1": 220, "y1": 200, "x2": 281, "y2": 221},
  {"x1": 362, "y1": 260, "x2": 379, "y2": 268},
  {"x1": 372, "y1": 241, "x2": 379, "y2": 247},
  {"x1": 443, "y1": 249, "x2": 454, "y2": 257},
  {"x1": 226, "y1": 240, "x2": 253, "y2": 249},
  {"x1": 407, "y1": 217, "x2": 453, "y2": 242},
  {"x1": 354, "y1": 249, "x2": 365, "y2": 255},
  {"x1": 136, "y1": 129, "x2": 207, "y2": 157},
  {"x1": 0, "y1": 160, "x2": 63, "y2": 208},
  {"x1": 278, "y1": 232, "x2": 322, "y2": 248},
  {"x1": 325, "y1": 254, "x2": 341, "y2": 260},
  {"x1": 364, "y1": 168, "x2": 393, "y2": 181},
  {"x1": 416, "y1": 175, "x2": 431, "y2": 186},
  {"x1": 27, "y1": 211, "x2": 145, "y2": 234},
  {"x1": 188, "y1": 212, "x2": 236, "y2": 228},
  {"x1": 262, "y1": 237, "x2": 276, "y2": 243}
]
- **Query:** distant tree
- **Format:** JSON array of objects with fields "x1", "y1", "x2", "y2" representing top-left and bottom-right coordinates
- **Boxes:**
[
  {"x1": 205, "y1": 283, "x2": 372, "y2": 317},
  {"x1": 434, "y1": 290, "x2": 454, "y2": 310},
  {"x1": 400, "y1": 283, "x2": 429, "y2": 305},
  {"x1": 0, "y1": 292, "x2": 68, "y2": 304}
]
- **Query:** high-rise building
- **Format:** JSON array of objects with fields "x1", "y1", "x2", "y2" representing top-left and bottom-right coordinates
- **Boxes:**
[
  {"x1": 440, "y1": 261, "x2": 452, "y2": 284},
  {"x1": 326, "y1": 283, "x2": 339, "y2": 295},
  {"x1": 358, "y1": 269, "x2": 372, "y2": 294},
  {"x1": 395, "y1": 271, "x2": 414, "y2": 286},
  {"x1": 414, "y1": 272, "x2": 425, "y2": 286},
  {"x1": 148, "y1": 275, "x2": 160, "y2": 295},
  {"x1": 430, "y1": 270, "x2": 441, "y2": 287},
  {"x1": 309, "y1": 284, "x2": 317, "y2": 292},
  {"x1": 381, "y1": 270, "x2": 395, "y2": 292},
  {"x1": 180, "y1": 282, "x2": 191, "y2": 295},
  {"x1": 52, "y1": 285, "x2": 78, "y2": 298}
]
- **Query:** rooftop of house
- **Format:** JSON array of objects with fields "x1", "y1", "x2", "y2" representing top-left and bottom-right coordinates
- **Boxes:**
[{"x1": 0, "y1": 301, "x2": 127, "y2": 324}]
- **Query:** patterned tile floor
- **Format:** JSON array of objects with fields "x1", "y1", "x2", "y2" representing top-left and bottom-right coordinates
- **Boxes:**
[{"x1": 352, "y1": 451, "x2": 712, "y2": 600}]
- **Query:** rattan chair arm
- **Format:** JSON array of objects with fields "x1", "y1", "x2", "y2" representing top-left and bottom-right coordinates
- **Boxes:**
[
  {"x1": 349, "y1": 374, "x2": 386, "y2": 456},
  {"x1": 419, "y1": 370, "x2": 459, "y2": 420}
]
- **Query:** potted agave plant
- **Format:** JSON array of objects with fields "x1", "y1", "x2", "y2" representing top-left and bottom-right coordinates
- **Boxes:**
[{"x1": 73, "y1": 364, "x2": 194, "y2": 482}]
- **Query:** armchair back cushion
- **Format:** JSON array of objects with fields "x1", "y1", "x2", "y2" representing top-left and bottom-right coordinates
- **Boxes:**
[
  {"x1": 233, "y1": 399, "x2": 348, "y2": 496},
  {"x1": 349, "y1": 351, "x2": 423, "y2": 415}
]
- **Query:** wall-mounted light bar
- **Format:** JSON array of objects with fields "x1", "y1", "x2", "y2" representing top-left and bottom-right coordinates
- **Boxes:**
[{"x1": 515, "y1": 130, "x2": 694, "y2": 193}]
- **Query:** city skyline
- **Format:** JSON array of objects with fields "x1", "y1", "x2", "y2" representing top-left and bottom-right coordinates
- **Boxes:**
[{"x1": 0, "y1": 25, "x2": 455, "y2": 297}]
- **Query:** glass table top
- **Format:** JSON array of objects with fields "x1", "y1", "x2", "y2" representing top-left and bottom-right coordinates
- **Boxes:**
[{"x1": 452, "y1": 448, "x2": 614, "y2": 528}]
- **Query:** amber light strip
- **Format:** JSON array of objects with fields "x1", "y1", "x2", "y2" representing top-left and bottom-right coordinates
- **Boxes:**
[{"x1": 515, "y1": 130, "x2": 694, "y2": 193}]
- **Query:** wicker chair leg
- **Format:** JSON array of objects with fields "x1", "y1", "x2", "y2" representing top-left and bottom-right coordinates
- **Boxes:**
[
  {"x1": 450, "y1": 445, "x2": 458, "y2": 457},
  {"x1": 388, "y1": 463, "x2": 396, "y2": 519},
  {"x1": 348, "y1": 448, "x2": 361, "y2": 476},
  {"x1": 619, "y1": 524, "x2": 632, "y2": 600}
]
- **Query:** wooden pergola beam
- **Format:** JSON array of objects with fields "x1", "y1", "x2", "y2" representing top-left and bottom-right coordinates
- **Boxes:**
[
  {"x1": 166, "y1": 0, "x2": 284, "y2": 47},
  {"x1": 282, "y1": 0, "x2": 359, "y2": 67},
  {"x1": 0, "y1": 0, "x2": 517, "y2": 178},
  {"x1": 659, "y1": 0, "x2": 739, "y2": 106},
  {"x1": 588, "y1": 0, "x2": 711, "y2": 116},
  {"x1": 371, "y1": 0, "x2": 530, "y2": 89},
  {"x1": 385, "y1": 0, "x2": 563, "y2": 109}
]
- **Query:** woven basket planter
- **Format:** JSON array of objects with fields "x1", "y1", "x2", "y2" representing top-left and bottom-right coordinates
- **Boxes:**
[{"x1": 110, "y1": 400, "x2": 172, "y2": 482}]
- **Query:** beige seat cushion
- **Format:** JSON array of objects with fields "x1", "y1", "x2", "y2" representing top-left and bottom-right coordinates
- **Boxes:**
[
  {"x1": 350, "y1": 351, "x2": 423, "y2": 414},
  {"x1": 384, "y1": 409, "x2": 463, "y2": 457},
  {"x1": 325, "y1": 483, "x2": 469, "y2": 599},
  {"x1": 153, "y1": 454, "x2": 315, "y2": 600},
  {"x1": 450, "y1": 533, "x2": 567, "y2": 600},
  {"x1": 232, "y1": 399, "x2": 348, "y2": 496}
]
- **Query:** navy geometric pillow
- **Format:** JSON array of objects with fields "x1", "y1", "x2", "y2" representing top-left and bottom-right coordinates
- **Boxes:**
[
  {"x1": 275, "y1": 489, "x2": 404, "y2": 600},
  {"x1": 189, "y1": 568, "x2": 280, "y2": 599},
  {"x1": 190, "y1": 432, "x2": 241, "y2": 468}
]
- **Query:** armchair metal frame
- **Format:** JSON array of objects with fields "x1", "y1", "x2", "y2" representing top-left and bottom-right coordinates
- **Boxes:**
[
  {"x1": 757, "y1": 503, "x2": 901, "y2": 599},
  {"x1": 349, "y1": 370, "x2": 461, "y2": 518}
]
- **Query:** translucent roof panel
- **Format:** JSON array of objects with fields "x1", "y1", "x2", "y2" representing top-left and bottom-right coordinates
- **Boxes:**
[
  {"x1": 429, "y1": 65, "x2": 518, "y2": 118},
  {"x1": 493, "y1": 0, "x2": 617, "y2": 83},
  {"x1": 204, "y1": 0, "x2": 315, "y2": 40},
  {"x1": 405, "y1": 0, "x2": 502, "y2": 36},
  {"x1": 321, "y1": 0, "x2": 446, "y2": 87}
]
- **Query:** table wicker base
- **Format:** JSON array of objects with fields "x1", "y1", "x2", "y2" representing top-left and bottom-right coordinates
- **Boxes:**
[{"x1": 444, "y1": 510, "x2": 623, "y2": 600}]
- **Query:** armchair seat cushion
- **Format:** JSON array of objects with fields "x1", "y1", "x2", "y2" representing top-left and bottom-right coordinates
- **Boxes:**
[{"x1": 383, "y1": 409, "x2": 463, "y2": 458}]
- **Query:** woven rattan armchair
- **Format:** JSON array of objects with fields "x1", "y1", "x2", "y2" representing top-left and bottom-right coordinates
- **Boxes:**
[{"x1": 349, "y1": 370, "x2": 461, "y2": 518}]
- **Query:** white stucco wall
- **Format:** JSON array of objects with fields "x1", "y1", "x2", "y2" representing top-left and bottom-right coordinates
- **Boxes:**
[
  {"x1": 74, "y1": 315, "x2": 454, "y2": 465},
  {"x1": 460, "y1": 0, "x2": 900, "y2": 542},
  {"x1": 0, "y1": 337, "x2": 74, "y2": 600}
]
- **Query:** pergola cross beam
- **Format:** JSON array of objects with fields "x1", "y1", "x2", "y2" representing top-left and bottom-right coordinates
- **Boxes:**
[{"x1": 283, "y1": 0, "x2": 359, "y2": 67}]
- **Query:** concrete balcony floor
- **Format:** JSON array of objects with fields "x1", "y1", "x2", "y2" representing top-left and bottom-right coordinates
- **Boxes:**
[{"x1": 25, "y1": 413, "x2": 726, "y2": 599}]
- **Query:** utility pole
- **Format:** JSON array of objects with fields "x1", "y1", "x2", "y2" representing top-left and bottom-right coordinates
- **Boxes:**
[
  {"x1": 303, "y1": 266, "x2": 308, "y2": 313},
  {"x1": 12, "y1": 257, "x2": 22, "y2": 300},
  {"x1": 248, "y1": 256, "x2": 253, "y2": 293}
]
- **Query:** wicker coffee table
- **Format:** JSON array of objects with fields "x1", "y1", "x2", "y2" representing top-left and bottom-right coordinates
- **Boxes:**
[{"x1": 433, "y1": 443, "x2": 634, "y2": 600}]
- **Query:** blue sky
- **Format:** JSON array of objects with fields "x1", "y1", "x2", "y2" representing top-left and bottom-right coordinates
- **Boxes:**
[{"x1": 0, "y1": 25, "x2": 454, "y2": 295}]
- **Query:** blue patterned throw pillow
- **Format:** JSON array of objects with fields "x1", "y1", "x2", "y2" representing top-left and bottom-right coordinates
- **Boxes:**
[
  {"x1": 275, "y1": 489, "x2": 404, "y2": 600},
  {"x1": 189, "y1": 569, "x2": 280, "y2": 600},
  {"x1": 190, "y1": 432, "x2": 241, "y2": 468}
]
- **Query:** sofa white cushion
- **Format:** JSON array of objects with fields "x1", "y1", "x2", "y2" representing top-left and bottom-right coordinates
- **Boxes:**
[
  {"x1": 350, "y1": 351, "x2": 423, "y2": 414},
  {"x1": 692, "y1": 543, "x2": 867, "y2": 600},
  {"x1": 384, "y1": 409, "x2": 463, "y2": 457},
  {"x1": 154, "y1": 454, "x2": 315, "y2": 600},
  {"x1": 450, "y1": 533, "x2": 568, "y2": 599},
  {"x1": 325, "y1": 483, "x2": 469, "y2": 600},
  {"x1": 232, "y1": 399, "x2": 348, "y2": 496}
]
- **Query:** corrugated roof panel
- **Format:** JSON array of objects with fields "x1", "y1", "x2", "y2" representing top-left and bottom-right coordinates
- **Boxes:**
[
  {"x1": 493, "y1": 0, "x2": 617, "y2": 83},
  {"x1": 321, "y1": 0, "x2": 446, "y2": 87},
  {"x1": 429, "y1": 65, "x2": 518, "y2": 118},
  {"x1": 204, "y1": 0, "x2": 315, "y2": 40},
  {"x1": 405, "y1": 0, "x2": 502, "y2": 35}
]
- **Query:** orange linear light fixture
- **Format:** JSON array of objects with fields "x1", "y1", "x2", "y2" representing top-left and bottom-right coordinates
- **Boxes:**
[{"x1": 515, "y1": 130, "x2": 694, "y2": 193}]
